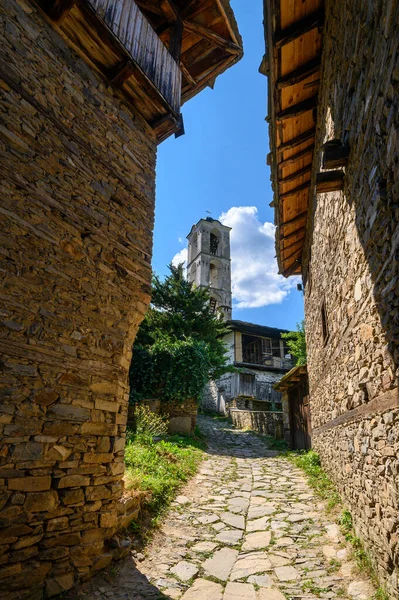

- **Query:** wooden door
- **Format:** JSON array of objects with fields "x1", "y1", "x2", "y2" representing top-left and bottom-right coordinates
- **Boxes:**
[{"x1": 289, "y1": 380, "x2": 311, "y2": 450}]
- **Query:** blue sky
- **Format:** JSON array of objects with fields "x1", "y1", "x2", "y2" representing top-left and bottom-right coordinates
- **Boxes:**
[{"x1": 152, "y1": 0, "x2": 304, "y2": 332}]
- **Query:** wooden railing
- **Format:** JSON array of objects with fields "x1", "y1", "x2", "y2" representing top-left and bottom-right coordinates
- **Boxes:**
[{"x1": 88, "y1": 0, "x2": 182, "y2": 114}]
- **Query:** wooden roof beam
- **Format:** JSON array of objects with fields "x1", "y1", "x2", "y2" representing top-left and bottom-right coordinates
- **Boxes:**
[
  {"x1": 278, "y1": 127, "x2": 316, "y2": 153},
  {"x1": 281, "y1": 236, "x2": 305, "y2": 253},
  {"x1": 316, "y1": 171, "x2": 345, "y2": 193},
  {"x1": 276, "y1": 57, "x2": 321, "y2": 89},
  {"x1": 274, "y1": 8, "x2": 324, "y2": 49},
  {"x1": 279, "y1": 165, "x2": 312, "y2": 184},
  {"x1": 184, "y1": 20, "x2": 242, "y2": 54},
  {"x1": 276, "y1": 96, "x2": 318, "y2": 121},
  {"x1": 280, "y1": 210, "x2": 308, "y2": 228},
  {"x1": 281, "y1": 256, "x2": 302, "y2": 277},
  {"x1": 279, "y1": 182, "x2": 310, "y2": 200},
  {"x1": 180, "y1": 61, "x2": 196, "y2": 87},
  {"x1": 279, "y1": 144, "x2": 314, "y2": 168},
  {"x1": 279, "y1": 226, "x2": 306, "y2": 243}
]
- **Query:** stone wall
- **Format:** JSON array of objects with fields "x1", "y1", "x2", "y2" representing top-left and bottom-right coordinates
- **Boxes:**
[
  {"x1": 303, "y1": 0, "x2": 399, "y2": 595},
  {"x1": 229, "y1": 410, "x2": 284, "y2": 439},
  {"x1": 0, "y1": 0, "x2": 157, "y2": 596}
]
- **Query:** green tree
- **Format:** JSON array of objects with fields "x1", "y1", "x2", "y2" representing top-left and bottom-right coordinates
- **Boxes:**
[
  {"x1": 282, "y1": 320, "x2": 307, "y2": 366},
  {"x1": 130, "y1": 264, "x2": 233, "y2": 403}
]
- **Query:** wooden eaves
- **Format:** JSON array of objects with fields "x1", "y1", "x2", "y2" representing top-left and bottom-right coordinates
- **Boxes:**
[
  {"x1": 263, "y1": 0, "x2": 324, "y2": 276},
  {"x1": 33, "y1": 0, "x2": 242, "y2": 142},
  {"x1": 273, "y1": 364, "x2": 307, "y2": 392}
]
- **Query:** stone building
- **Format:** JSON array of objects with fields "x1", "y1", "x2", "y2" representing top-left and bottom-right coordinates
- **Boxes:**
[
  {"x1": 187, "y1": 217, "x2": 233, "y2": 320},
  {"x1": 264, "y1": 0, "x2": 399, "y2": 594},
  {"x1": 0, "y1": 1, "x2": 242, "y2": 597},
  {"x1": 187, "y1": 218, "x2": 293, "y2": 438}
]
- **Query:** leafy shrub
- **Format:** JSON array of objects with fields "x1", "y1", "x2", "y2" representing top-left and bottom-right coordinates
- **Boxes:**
[{"x1": 130, "y1": 338, "x2": 211, "y2": 404}]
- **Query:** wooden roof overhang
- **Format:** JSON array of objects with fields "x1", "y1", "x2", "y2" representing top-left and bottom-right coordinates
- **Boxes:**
[
  {"x1": 33, "y1": 0, "x2": 242, "y2": 142},
  {"x1": 264, "y1": 0, "x2": 324, "y2": 276},
  {"x1": 273, "y1": 364, "x2": 307, "y2": 392}
]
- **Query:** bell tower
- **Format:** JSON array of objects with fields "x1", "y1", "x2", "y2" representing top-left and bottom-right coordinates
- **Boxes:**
[{"x1": 187, "y1": 217, "x2": 232, "y2": 320}]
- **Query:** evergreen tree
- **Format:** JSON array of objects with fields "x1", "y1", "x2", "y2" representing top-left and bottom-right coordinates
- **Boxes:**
[
  {"x1": 130, "y1": 264, "x2": 233, "y2": 403},
  {"x1": 136, "y1": 264, "x2": 230, "y2": 378}
]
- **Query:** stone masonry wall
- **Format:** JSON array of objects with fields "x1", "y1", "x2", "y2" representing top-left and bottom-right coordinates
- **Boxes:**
[
  {"x1": 0, "y1": 0, "x2": 157, "y2": 597},
  {"x1": 303, "y1": 0, "x2": 399, "y2": 595}
]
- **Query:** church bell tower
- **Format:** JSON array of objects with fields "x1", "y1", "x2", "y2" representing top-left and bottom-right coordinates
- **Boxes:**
[{"x1": 186, "y1": 217, "x2": 232, "y2": 321}]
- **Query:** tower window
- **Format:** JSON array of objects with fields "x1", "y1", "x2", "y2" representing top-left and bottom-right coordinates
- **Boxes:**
[
  {"x1": 210, "y1": 233, "x2": 219, "y2": 255},
  {"x1": 209, "y1": 297, "x2": 217, "y2": 313}
]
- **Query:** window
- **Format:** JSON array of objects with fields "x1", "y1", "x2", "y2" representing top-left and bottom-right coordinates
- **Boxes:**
[
  {"x1": 210, "y1": 232, "x2": 220, "y2": 255},
  {"x1": 242, "y1": 334, "x2": 272, "y2": 365},
  {"x1": 321, "y1": 301, "x2": 329, "y2": 344}
]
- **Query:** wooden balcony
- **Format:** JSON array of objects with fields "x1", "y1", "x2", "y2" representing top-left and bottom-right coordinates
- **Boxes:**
[
  {"x1": 89, "y1": 0, "x2": 182, "y2": 114},
  {"x1": 35, "y1": 0, "x2": 242, "y2": 141},
  {"x1": 35, "y1": 0, "x2": 183, "y2": 140}
]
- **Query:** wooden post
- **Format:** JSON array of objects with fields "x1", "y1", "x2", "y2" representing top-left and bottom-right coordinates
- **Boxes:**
[
  {"x1": 169, "y1": 18, "x2": 183, "y2": 62},
  {"x1": 316, "y1": 171, "x2": 345, "y2": 193}
]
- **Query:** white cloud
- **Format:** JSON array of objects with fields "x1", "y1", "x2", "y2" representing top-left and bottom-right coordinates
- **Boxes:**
[
  {"x1": 219, "y1": 206, "x2": 299, "y2": 309},
  {"x1": 172, "y1": 248, "x2": 187, "y2": 268},
  {"x1": 178, "y1": 237, "x2": 184, "y2": 244}
]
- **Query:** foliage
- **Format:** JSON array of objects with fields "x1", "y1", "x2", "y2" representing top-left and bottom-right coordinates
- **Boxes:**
[
  {"x1": 130, "y1": 338, "x2": 211, "y2": 403},
  {"x1": 339, "y1": 509, "x2": 388, "y2": 599},
  {"x1": 124, "y1": 429, "x2": 204, "y2": 518},
  {"x1": 287, "y1": 449, "x2": 340, "y2": 510},
  {"x1": 133, "y1": 405, "x2": 168, "y2": 443},
  {"x1": 130, "y1": 264, "x2": 234, "y2": 404},
  {"x1": 282, "y1": 320, "x2": 307, "y2": 366}
]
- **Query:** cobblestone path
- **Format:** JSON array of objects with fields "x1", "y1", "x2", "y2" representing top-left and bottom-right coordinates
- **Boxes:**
[{"x1": 77, "y1": 417, "x2": 375, "y2": 600}]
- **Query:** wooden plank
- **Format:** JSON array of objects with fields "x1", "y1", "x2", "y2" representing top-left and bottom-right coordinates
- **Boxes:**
[
  {"x1": 279, "y1": 225, "x2": 306, "y2": 243},
  {"x1": 279, "y1": 165, "x2": 312, "y2": 184},
  {"x1": 184, "y1": 20, "x2": 241, "y2": 54},
  {"x1": 322, "y1": 141, "x2": 350, "y2": 169},
  {"x1": 281, "y1": 256, "x2": 302, "y2": 277},
  {"x1": 277, "y1": 57, "x2": 321, "y2": 89},
  {"x1": 316, "y1": 171, "x2": 345, "y2": 193},
  {"x1": 38, "y1": 0, "x2": 77, "y2": 21},
  {"x1": 280, "y1": 210, "x2": 308, "y2": 229},
  {"x1": 109, "y1": 59, "x2": 135, "y2": 86},
  {"x1": 169, "y1": 17, "x2": 183, "y2": 61},
  {"x1": 279, "y1": 182, "x2": 310, "y2": 200},
  {"x1": 312, "y1": 388, "x2": 399, "y2": 436},
  {"x1": 278, "y1": 127, "x2": 316, "y2": 153},
  {"x1": 281, "y1": 235, "x2": 305, "y2": 253},
  {"x1": 274, "y1": 8, "x2": 324, "y2": 49},
  {"x1": 281, "y1": 245, "x2": 303, "y2": 264},
  {"x1": 279, "y1": 144, "x2": 314, "y2": 168},
  {"x1": 135, "y1": 0, "x2": 164, "y2": 16},
  {"x1": 276, "y1": 96, "x2": 318, "y2": 121},
  {"x1": 180, "y1": 61, "x2": 196, "y2": 86},
  {"x1": 160, "y1": 0, "x2": 178, "y2": 21}
]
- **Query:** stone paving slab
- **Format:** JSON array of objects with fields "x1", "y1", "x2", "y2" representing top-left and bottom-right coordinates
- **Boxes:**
[{"x1": 68, "y1": 416, "x2": 377, "y2": 600}]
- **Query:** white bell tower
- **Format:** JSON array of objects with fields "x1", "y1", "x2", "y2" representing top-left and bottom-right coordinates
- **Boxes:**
[{"x1": 186, "y1": 217, "x2": 232, "y2": 321}]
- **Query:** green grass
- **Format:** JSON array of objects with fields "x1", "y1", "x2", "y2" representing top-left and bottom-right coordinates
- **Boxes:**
[
  {"x1": 286, "y1": 449, "x2": 341, "y2": 510},
  {"x1": 124, "y1": 430, "x2": 205, "y2": 520},
  {"x1": 339, "y1": 510, "x2": 390, "y2": 600}
]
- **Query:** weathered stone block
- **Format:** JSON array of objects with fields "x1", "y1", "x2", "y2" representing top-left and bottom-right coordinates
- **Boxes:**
[
  {"x1": 8, "y1": 477, "x2": 51, "y2": 492},
  {"x1": 85, "y1": 486, "x2": 111, "y2": 501},
  {"x1": 47, "y1": 405, "x2": 90, "y2": 422},
  {"x1": 57, "y1": 475, "x2": 90, "y2": 489},
  {"x1": 45, "y1": 572, "x2": 74, "y2": 597},
  {"x1": 24, "y1": 491, "x2": 58, "y2": 513}
]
